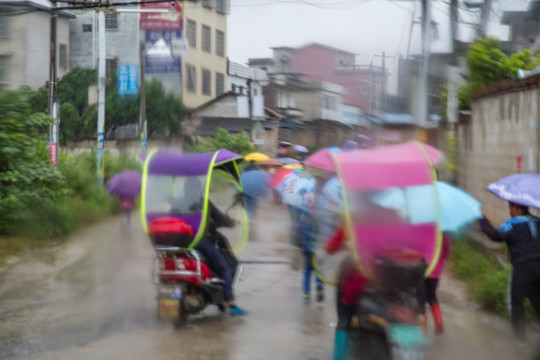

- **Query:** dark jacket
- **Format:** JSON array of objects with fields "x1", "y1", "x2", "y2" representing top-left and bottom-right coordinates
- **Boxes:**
[{"x1": 479, "y1": 214, "x2": 540, "y2": 265}]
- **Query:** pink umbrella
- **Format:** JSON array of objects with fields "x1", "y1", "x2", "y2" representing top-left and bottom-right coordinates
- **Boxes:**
[
  {"x1": 308, "y1": 141, "x2": 445, "y2": 280},
  {"x1": 306, "y1": 141, "x2": 443, "y2": 188}
]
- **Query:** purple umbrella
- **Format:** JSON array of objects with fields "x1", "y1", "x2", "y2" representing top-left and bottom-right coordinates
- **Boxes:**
[
  {"x1": 293, "y1": 144, "x2": 308, "y2": 153},
  {"x1": 487, "y1": 173, "x2": 540, "y2": 209},
  {"x1": 106, "y1": 170, "x2": 142, "y2": 198}
]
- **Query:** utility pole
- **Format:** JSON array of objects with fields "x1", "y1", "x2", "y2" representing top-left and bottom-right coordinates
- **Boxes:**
[
  {"x1": 96, "y1": 11, "x2": 106, "y2": 186},
  {"x1": 375, "y1": 51, "x2": 395, "y2": 113},
  {"x1": 465, "y1": 0, "x2": 493, "y2": 38},
  {"x1": 48, "y1": 6, "x2": 58, "y2": 165},
  {"x1": 418, "y1": 0, "x2": 431, "y2": 134},
  {"x1": 446, "y1": 0, "x2": 460, "y2": 184},
  {"x1": 139, "y1": 40, "x2": 147, "y2": 153}
]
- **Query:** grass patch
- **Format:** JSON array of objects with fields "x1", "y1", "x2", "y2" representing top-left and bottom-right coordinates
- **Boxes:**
[{"x1": 450, "y1": 239, "x2": 536, "y2": 319}]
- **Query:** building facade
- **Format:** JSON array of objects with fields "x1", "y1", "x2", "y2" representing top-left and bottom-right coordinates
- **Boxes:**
[
  {"x1": 249, "y1": 43, "x2": 384, "y2": 117},
  {"x1": 70, "y1": 10, "x2": 139, "y2": 74},
  {"x1": 0, "y1": 0, "x2": 73, "y2": 90},
  {"x1": 181, "y1": 0, "x2": 229, "y2": 109},
  {"x1": 227, "y1": 60, "x2": 267, "y2": 119}
]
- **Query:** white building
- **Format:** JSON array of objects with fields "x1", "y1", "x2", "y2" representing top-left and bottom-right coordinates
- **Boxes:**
[
  {"x1": 0, "y1": 0, "x2": 74, "y2": 89},
  {"x1": 227, "y1": 61, "x2": 267, "y2": 119}
]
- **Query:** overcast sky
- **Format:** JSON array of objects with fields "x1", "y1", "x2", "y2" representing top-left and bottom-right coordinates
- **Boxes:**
[{"x1": 226, "y1": 0, "x2": 531, "y2": 93}]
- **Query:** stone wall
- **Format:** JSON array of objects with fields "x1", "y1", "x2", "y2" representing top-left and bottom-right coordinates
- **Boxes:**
[{"x1": 458, "y1": 80, "x2": 540, "y2": 225}]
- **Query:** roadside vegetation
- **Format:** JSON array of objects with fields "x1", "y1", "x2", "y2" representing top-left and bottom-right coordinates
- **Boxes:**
[
  {"x1": 0, "y1": 74, "x2": 143, "y2": 265},
  {"x1": 450, "y1": 238, "x2": 535, "y2": 319},
  {"x1": 440, "y1": 36, "x2": 540, "y2": 112}
]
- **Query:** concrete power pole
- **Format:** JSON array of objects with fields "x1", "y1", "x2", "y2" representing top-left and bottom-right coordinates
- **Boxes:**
[
  {"x1": 418, "y1": 0, "x2": 432, "y2": 133},
  {"x1": 48, "y1": 7, "x2": 58, "y2": 165},
  {"x1": 375, "y1": 51, "x2": 395, "y2": 113},
  {"x1": 446, "y1": 0, "x2": 460, "y2": 184},
  {"x1": 96, "y1": 11, "x2": 106, "y2": 186}
]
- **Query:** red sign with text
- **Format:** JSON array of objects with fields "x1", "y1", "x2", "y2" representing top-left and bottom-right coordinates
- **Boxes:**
[
  {"x1": 140, "y1": 0, "x2": 183, "y2": 30},
  {"x1": 49, "y1": 143, "x2": 57, "y2": 166}
]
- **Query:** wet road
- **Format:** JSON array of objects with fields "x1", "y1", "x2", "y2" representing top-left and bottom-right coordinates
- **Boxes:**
[{"x1": 0, "y1": 200, "x2": 539, "y2": 359}]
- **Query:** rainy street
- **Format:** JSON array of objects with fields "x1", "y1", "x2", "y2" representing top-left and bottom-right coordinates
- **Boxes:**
[{"x1": 0, "y1": 199, "x2": 539, "y2": 360}]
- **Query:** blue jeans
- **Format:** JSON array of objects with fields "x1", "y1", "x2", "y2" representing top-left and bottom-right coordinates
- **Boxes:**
[
  {"x1": 303, "y1": 251, "x2": 323, "y2": 294},
  {"x1": 196, "y1": 240, "x2": 234, "y2": 302}
]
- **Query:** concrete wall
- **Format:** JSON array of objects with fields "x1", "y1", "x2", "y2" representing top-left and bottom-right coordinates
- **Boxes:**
[{"x1": 458, "y1": 86, "x2": 540, "y2": 225}]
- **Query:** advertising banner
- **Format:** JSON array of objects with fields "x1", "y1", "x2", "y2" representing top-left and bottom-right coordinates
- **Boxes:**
[
  {"x1": 118, "y1": 64, "x2": 139, "y2": 95},
  {"x1": 145, "y1": 30, "x2": 182, "y2": 74},
  {"x1": 140, "y1": 0, "x2": 183, "y2": 30}
]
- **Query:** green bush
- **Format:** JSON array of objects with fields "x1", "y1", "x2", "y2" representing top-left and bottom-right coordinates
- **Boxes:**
[
  {"x1": 0, "y1": 87, "x2": 71, "y2": 238},
  {"x1": 58, "y1": 149, "x2": 141, "y2": 228},
  {"x1": 186, "y1": 127, "x2": 254, "y2": 155},
  {"x1": 450, "y1": 239, "x2": 537, "y2": 319}
]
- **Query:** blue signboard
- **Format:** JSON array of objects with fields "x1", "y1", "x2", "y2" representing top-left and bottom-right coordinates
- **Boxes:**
[
  {"x1": 118, "y1": 64, "x2": 139, "y2": 95},
  {"x1": 145, "y1": 30, "x2": 182, "y2": 74}
]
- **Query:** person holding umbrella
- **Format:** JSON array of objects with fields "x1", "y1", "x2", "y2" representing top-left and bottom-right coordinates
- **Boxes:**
[
  {"x1": 479, "y1": 201, "x2": 540, "y2": 343},
  {"x1": 107, "y1": 170, "x2": 142, "y2": 228}
]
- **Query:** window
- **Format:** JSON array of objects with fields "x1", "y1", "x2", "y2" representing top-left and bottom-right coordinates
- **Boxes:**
[
  {"x1": 106, "y1": 58, "x2": 118, "y2": 74},
  {"x1": 0, "y1": 55, "x2": 9, "y2": 82},
  {"x1": 216, "y1": 0, "x2": 225, "y2": 14},
  {"x1": 323, "y1": 95, "x2": 337, "y2": 110},
  {"x1": 202, "y1": 69, "x2": 211, "y2": 96},
  {"x1": 202, "y1": 0, "x2": 211, "y2": 8},
  {"x1": 215, "y1": 30, "x2": 224, "y2": 57},
  {"x1": 186, "y1": 64, "x2": 196, "y2": 92},
  {"x1": 82, "y1": 24, "x2": 92, "y2": 32},
  {"x1": 215, "y1": 72, "x2": 224, "y2": 96},
  {"x1": 187, "y1": 19, "x2": 196, "y2": 48},
  {"x1": 105, "y1": 13, "x2": 118, "y2": 30},
  {"x1": 0, "y1": 16, "x2": 8, "y2": 37},
  {"x1": 253, "y1": 88, "x2": 258, "y2": 96},
  {"x1": 231, "y1": 84, "x2": 237, "y2": 93},
  {"x1": 59, "y1": 44, "x2": 67, "y2": 68},
  {"x1": 202, "y1": 25, "x2": 211, "y2": 53}
]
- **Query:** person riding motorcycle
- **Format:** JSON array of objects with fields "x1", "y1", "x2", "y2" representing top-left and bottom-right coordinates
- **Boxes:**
[{"x1": 171, "y1": 177, "x2": 248, "y2": 316}]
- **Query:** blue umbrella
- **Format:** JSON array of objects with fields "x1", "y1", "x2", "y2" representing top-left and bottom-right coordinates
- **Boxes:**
[
  {"x1": 277, "y1": 157, "x2": 301, "y2": 165},
  {"x1": 240, "y1": 170, "x2": 271, "y2": 198},
  {"x1": 372, "y1": 181, "x2": 482, "y2": 232},
  {"x1": 487, "y1": 173, "x2": 540, "y2": 209},
  {"x1": 326, "y1": 147, "x2": 342, "y2": 153}
]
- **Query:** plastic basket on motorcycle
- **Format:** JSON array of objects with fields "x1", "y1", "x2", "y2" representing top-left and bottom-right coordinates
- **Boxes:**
[
  {"x1": 148, "y1": 217, "x2": 195, "y2": 248},
  {"x1": 372, "y1": 250, "x2": 427, "y2": 290}
]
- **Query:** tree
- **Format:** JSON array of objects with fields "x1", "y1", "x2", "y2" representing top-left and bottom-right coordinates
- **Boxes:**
[
  {"x1": 145, "y1": 78, "x2": 187, "y2": 137},
  {"x1": 441, "y1": 37, "x2": 540, "y2": 111},
  {"x1": 0, "y1": 87, "x2": 70, "y2": 237},
  {"x1": 29, "y1": 68, "x2": 187, "y2": 142}
]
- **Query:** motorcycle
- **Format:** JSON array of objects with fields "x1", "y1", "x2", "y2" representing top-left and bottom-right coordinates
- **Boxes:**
[
  {"x1": 306, "y1": 142, "x2": 444, "y2": 359},
  {"x1": 347, "y1": 251, "x2": 428, "y2": 360},
  {"x1": 140, "y1": 149, "x2": 249, "y2": 327}
]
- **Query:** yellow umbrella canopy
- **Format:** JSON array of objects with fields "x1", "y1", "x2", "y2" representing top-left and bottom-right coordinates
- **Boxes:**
[{"x1": 245, "y1": 152, "x2": 270, "y2": 162}]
